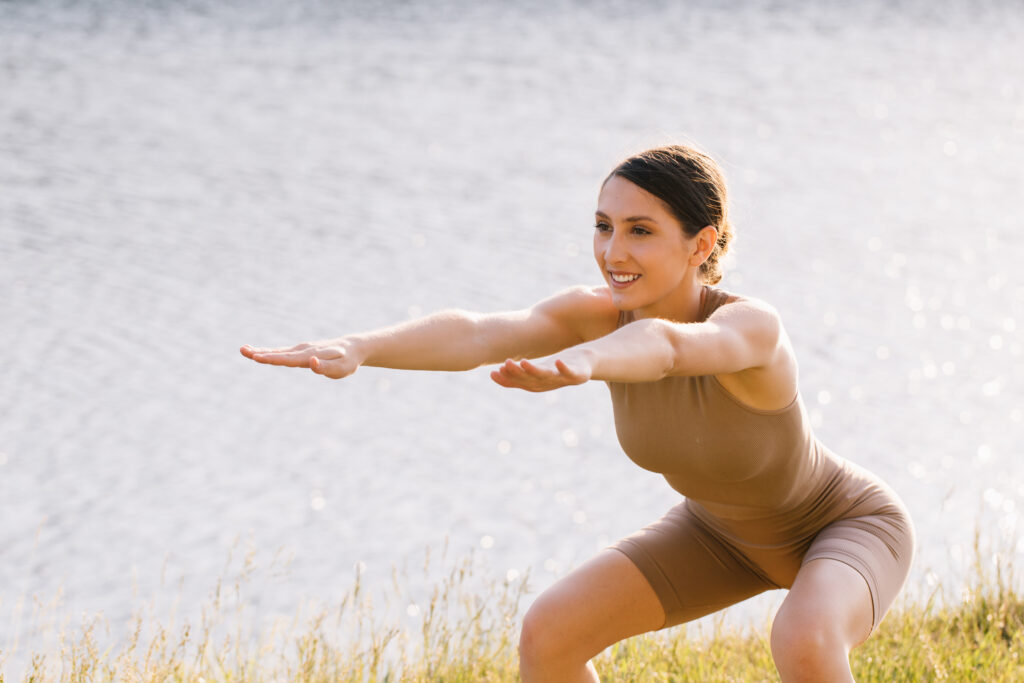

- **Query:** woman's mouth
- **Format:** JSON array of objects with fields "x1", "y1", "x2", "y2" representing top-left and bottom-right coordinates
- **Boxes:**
[{"x1": 609, "y1": 272, "x2": 641, "y2": 287}]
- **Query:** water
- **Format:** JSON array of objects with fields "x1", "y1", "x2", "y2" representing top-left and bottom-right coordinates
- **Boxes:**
[{"x1": 2, "y1": 0, "x2": 1023, "y2": 664}]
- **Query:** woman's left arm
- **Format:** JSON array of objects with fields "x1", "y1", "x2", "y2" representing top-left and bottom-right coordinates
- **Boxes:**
[{"x1": 490, "y1": 299, "x2": 783, "y2": 391}]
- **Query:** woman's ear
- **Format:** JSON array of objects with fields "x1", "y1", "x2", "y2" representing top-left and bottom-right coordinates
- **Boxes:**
[{"x1": 689, "y1": 225, "x2": 719, "y2": 266}]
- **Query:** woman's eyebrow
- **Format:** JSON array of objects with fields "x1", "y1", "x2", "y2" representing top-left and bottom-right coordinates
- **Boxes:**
[{"x1": 595, "y1": 210, "x2": 658, "y2": 223}]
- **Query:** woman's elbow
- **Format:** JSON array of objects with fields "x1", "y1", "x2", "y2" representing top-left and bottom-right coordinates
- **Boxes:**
[{"x1": 640, "y1": 318, "x2": 686, "y2": 377}]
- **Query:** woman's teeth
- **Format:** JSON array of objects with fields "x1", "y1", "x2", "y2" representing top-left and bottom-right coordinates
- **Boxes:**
[{"x1": 611, "y1": 273, "x2": 640, "y2": 283}]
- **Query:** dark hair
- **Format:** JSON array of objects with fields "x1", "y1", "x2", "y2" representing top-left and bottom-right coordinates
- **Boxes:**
[{"x1": 607, "y1": 145, "x2": 733, "y2": 284}]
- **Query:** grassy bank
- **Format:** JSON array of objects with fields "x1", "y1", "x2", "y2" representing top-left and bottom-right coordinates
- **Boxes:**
[{"x1": 3, "y1": 547, "x2": 1023, "y2": 682}]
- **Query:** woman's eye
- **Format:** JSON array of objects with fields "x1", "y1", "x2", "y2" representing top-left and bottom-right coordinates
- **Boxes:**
[
  {"x1": 594, "y1": 222, "x2": 611, "y2": 232},
  {"x1": 631, "y1": 226, "x2": 650, "y2": 235}
]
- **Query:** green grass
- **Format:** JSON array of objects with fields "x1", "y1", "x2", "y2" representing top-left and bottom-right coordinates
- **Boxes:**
[{"x1": 3, "y1": 543, "x2": 1023, "y2": 682}]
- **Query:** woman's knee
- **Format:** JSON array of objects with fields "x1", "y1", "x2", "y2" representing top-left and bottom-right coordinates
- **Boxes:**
[
  {"x1": 520, "y1": 602, "x2": 569, "y2": 671},
  {"x1": 770, "y1": 609, "x2": 842, "y2": 660},
  {"x1": 518, "y1": 593, "x2": 580, "y2": 667},
  {"x1": 517, "y1": 549, "x2": 665, "y2": 671},
  {"x1": 770, "y1": 603, "x2": 857, "y2": 680}
]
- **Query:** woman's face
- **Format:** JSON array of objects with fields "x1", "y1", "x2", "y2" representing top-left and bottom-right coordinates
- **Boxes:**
[{"x1": 594, "y1": 175, "x2": 705, "y2": 319}]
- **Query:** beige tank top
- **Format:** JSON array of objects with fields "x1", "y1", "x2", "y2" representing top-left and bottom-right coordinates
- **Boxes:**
[{"x1": 608, "y1": 286, "x2": 828, "y2": 520}]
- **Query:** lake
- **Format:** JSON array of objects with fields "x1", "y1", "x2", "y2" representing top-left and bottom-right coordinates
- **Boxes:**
[{"x1": 2, "y1": 0, "x2": 1022, "y2": 664}]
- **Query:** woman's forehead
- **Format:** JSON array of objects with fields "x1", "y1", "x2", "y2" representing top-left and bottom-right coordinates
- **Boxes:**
[{"x1": 597, "y1": 176, "x2": 675, "y2": 221}]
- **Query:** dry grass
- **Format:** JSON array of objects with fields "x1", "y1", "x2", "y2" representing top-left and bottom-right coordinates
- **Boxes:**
[{"x1": 3, "y1": 539, "x2": 1023, "y2": 682}]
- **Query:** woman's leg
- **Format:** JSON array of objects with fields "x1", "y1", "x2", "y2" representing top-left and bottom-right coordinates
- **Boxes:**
[
  {"x1": 770, "y1": 558, "x2": 874, "y2": 683},
  {"x1": 518, "y1": 548, "x2": 665, "y2": 683}
]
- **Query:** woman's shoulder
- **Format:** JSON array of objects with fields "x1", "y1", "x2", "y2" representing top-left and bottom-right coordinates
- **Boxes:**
[
  {"x1": 702, "y1": 285, "x2": 779, "y2": 321},
  {"x1": 703, "y1": 286, "x2": 798, "y2": 410},
  {"x1": 534, "y1": 284, "x2": 621, "y2": 340},
  {"x1": 541, "y1": 284, "x2": 617, "y2": 312},
  {"x1": 701, "y1": 287, "x2": 787, "y2": 353}
]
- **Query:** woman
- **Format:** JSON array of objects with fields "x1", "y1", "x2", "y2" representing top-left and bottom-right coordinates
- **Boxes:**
[{"x1": 241, "y1": 145, "x2": 914, "y2": 682}]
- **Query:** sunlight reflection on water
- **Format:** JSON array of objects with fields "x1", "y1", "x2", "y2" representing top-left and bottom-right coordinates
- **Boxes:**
[{"x1": 1, "y1": 0, "x2": 1023, "y2": 651}]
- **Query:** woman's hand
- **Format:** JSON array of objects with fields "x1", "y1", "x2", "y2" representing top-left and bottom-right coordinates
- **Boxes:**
[
  {"x1": 240, "y1": 339, "x2": 364, "y2": 380},
  {"x1": 490, "y1": 348, "x2": 595, "y2": 392}
]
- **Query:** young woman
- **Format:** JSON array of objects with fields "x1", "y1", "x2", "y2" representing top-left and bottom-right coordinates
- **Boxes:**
[{"x1": 241, "y1": 145, "x2": 914, "y2": 682}]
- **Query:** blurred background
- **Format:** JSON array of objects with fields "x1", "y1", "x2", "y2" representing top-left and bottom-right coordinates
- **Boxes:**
[{"x1": 2, "y1": 0, "x2": 1022, "y2": 658}]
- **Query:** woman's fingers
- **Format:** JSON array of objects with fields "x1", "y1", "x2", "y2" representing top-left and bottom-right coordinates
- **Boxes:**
[
  {"x1": 242, "y1": 343, "x2": 343, "y2": 367},
  {"x1": 491, "y1": 361, "x2": 538, "y2": 390},
  {"x1": 250, "y1": 349, "x2": 313, "y2": 366},
  {"x1": 242, "y1": 341, "x2": 309, "y2": 355},
  {"x1": 554, "y1": 358, "x2": 577, "y2": 381},
  {"x1": 518, "y1": 359, "x2": 545, "y2": 376},
  {"x1": 490, "y1": 358, "x2": 575, "y2": 392},
  {"x1": 243, "y1": 340, "x2": 361, "y2": 381},
  {"x1": 523, "y1": 358, "x2": 583, "y2": 382},
  {"x1": 241, "y1": 344, "x2": 303, "y2": 362},
  {"x1": 501, "y1": 359, "x2": 531, "y2": 378},
  {"x1": 519, "y1": 358, "x2": 562, "y2": 378},
  {"x1": 554, "y1": 358, "x2": 587, "y2": 382},
  {"x1": 241, "y1": 344, "x2": 292, "y2": 360},
  {"x1": 489, "y1": 369, "x2": 517, "y2": 388}
]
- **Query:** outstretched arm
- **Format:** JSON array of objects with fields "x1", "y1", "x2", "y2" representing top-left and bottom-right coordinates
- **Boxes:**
[
  {"x1": 241, "y1": 286, "x2": 620, "y2": 380},
  {"x1": 491, "y1": 298, "x2": 786, "y2": 391}
]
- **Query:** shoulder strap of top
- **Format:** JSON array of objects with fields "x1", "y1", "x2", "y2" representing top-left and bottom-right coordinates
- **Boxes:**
[{"x1": 698, "y1": 286, "x2": 737, "y2": 322}]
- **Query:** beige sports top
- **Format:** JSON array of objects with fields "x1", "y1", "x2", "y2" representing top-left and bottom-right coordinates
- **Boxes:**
[{"x1": 608, "y1": 286, "x2": 830, "y2": 521}]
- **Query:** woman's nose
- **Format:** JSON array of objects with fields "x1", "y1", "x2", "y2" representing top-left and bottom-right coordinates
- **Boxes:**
[{"x1": 603, "y1": 230, "x2": 627, "y2": 264}]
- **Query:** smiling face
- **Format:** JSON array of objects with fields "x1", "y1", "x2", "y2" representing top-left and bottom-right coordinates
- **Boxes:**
[{"x1": 594, "y1": 175, "x2": 714, "y2": 321}]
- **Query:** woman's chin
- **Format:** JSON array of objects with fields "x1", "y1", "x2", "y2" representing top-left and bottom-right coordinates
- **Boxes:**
[{"x1": 609, "y1": 291, "x2": 644, "y2": 312}]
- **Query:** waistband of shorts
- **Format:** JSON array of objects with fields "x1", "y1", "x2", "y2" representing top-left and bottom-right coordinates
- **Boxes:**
[{"x1": 685, "y1": 461, "x2": 909, "y2": 549}]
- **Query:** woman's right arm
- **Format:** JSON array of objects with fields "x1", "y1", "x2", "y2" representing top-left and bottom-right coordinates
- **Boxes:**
[{"x1": 239, "y1": 285, "x2": 619, "y2": 380}]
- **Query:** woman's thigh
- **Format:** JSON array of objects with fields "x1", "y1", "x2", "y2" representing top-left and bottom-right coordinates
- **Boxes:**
[
  {"x1": 520, "y1": 549, "x2": 665, "y2": 662},
  {"x1": 610, "y1": 502, "x2": 779, "y2": 627},
  {"x1": 800, "y1": 484, "x2": 915, "y2": 632}
]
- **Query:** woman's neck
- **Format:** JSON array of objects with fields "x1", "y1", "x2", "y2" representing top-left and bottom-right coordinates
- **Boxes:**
[{"x1": 631, "y1": 281, "x2": 707, "y2": 323}]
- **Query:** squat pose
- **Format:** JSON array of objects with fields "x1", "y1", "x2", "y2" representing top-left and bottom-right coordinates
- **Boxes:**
[{"x1": 242, "y1": 145, "x2": 914, "y2": 682}]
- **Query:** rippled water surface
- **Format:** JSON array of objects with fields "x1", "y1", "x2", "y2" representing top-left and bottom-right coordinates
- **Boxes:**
[{"x1": 2, "y1": 0, "x2": 1023, "y2": 661}]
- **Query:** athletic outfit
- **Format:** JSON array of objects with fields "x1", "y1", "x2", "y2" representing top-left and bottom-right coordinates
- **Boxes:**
[{"x1": 607, "y1": 286, "x2": 914, "y2": 631}]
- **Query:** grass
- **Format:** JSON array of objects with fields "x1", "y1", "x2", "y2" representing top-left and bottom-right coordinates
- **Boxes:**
[{"x1": 2, "y1": 540, "x2": 1023, "y2": 682}]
